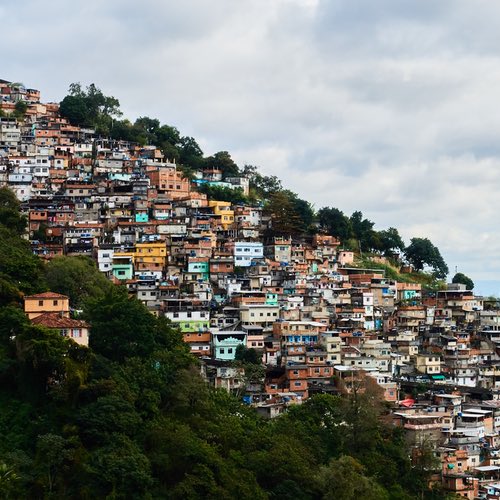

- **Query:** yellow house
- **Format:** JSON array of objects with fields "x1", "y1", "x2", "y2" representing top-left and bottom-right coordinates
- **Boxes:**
[
  {"x1": 135, "y1": 242, "x2": 167, "y2": 271},
  {"x1": 208, "y1": 200, "x2": 234, "y2": 230},
  {"x1": 24, "y1": 292, "x2": 70, "y2": 320}
]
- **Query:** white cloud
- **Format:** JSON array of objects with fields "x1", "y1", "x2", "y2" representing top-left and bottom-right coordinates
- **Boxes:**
[{"x1": 4, "y1": 0, "x2": 500, "y2": 283}]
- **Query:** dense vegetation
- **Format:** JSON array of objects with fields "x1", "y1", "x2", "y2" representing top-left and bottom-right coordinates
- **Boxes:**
[{"x1": 0, "y1": 186, "x2": 449, "y2": 498}]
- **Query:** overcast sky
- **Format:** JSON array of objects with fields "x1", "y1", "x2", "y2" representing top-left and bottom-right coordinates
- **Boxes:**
[{"x1": 3, "y1": 0, "x2": 500, "y2": 292}]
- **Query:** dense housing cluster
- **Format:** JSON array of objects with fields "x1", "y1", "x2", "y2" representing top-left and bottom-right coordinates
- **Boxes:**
[{"x1": 4, "y1": 78, "x2": 500, "y2": 498}]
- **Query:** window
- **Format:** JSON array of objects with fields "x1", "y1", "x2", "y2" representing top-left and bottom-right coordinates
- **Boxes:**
[
  {"x1": 294, "y1": 382, "x2": 302, "y2": 387},
  {"x1": 220, "y1": 348, "x2": 225, "y2": 354},
  {"x1": 228, "y1": 348, "x2": 233, "y2": 354},
  {"x1": 38, "y1": 300, "x2": 43, "y2": 306}
]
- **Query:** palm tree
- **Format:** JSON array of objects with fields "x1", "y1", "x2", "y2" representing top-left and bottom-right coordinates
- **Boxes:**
[{"x1": 0, "y1": 462, "x2": 20, "y2": 498}]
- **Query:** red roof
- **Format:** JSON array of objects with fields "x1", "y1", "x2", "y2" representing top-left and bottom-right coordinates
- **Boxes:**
[
  {"x1": 31, "y1": 313, "x2": 88, "y2": 329},
  {"x1": 25, "y1": 292, "x2": 68, "y2": 300}
]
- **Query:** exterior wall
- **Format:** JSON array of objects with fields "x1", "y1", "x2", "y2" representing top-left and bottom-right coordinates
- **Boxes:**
[
  {"x1": 65, "y1": 327, "x2": 89, "y2": 346},
  {"x1": 234, "y1": 241, "x2": 264, "y2": 267},
  {"x1": 338, "y1": 251, "x2": 354, "y2": 266},
  {"x1": 135, "y1": 242, "x2": 167, "y2": 268},
  {"x1": 97, "y1": 248, "x2": 114, "y2": 273},
  {"x1": 208, "y1": 200, "x2": 234, "y2": 229},
  {"x1": 415, "y1": 355, "x2": 442, "y2": 375},
  {"x1": 24, "y1": 294, "x2": 70, "y2": 319},
  {"x1": 147, "y1": 166, "x2": 190, "y2": 199},
  {"x1": 112, "y1": 261, "x2": 134, "y2": 280},
  {"x1": 164, "y1": 310, "x2": 210, "y2": 332},
  {"x1": 240, "y1": 305, "x2": 280, "y2": 326},
  {"x1": 187, "y1": 261, "x2": 209, "y2": 280},
  {"x1": 213, "y1": 334, "x2": 247, "y2": 360}
]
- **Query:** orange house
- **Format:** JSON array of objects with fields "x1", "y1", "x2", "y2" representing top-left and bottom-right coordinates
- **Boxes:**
[
  {"x1": 146, "y1": 166, "x2": 190, "y2": 200},
  {"x1": 24, "y1": 292, "x2": 70, "y2": 320},
  {"x1": 286, "y1": 365, "x2": 309, "y2": 399}
]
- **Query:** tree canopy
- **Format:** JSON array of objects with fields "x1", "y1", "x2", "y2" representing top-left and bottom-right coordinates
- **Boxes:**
[
  {"x1": 452, "y1": 272, "x2": 474, "y2": 290},
  {"x1": 404, "y1": 237, "x2": 449, "y2": 279},
  {"x1": 264, "y1": 190, "x2": 315, "y2": 237},
  {"x1": 45, "y1": 255, "x2": 114, "y2": 310},
  {"x1": 59, "y1": 83, "x2": 122, "y2": 135}
]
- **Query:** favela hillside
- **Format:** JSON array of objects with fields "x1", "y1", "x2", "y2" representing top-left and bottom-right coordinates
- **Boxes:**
[{"x1": 0, "y1": 79, "x2": 495, "y2": 499}]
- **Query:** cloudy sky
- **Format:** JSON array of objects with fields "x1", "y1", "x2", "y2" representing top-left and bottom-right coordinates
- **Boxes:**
[{"x1": 3, "y1": 0, "x2": 500, "y2": 293}]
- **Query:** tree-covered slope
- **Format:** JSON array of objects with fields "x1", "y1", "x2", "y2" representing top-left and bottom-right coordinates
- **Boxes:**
[{"x1": 0, "y1": 187, "x2": 447, "y2": 499}]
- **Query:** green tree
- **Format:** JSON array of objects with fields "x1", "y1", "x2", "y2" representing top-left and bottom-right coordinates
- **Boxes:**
[
  {"x1": 60, "y1": 83, "x2": 122, "y2": 134},
  {"x1": 204, "y1": 151, "x2": 239, "y2": 178},
  {"x1": 34, "y1": 433, "x2": 75, "y2": 495},
  {"x1": 134, "y1": 116, "x2": 160, "y2": 135},
  {"x1": 0, "y1": 226, "x2": 46, "y2": 300},
  {"x1": 265, "y1": 191, "x2": 300, "y2": 236},
  {"x1": 265, "y1": 191, "x2": 309, "y2": 237},
  {"x1": 195, "y1": 184, "x2": 248, "y2": 205},
  {"x1": 235, "y1": 344, "x2": 261, "y2": 364},
  {"x1": 179, "y1": 136, "x2": 204, "y2": 169},
  {"x1": 85, "y1": 435, "x2": 153, "y2": 497},
  {"x1": 405, "y1": 237, "x2": 449, "y2": 279},
  {"x1": 242, "y1": 164, "x2": 282, "y2": 198},
  {"x1": 0, "y1": 189, "x2": 46, "y2": 303},
  {"x1": 0, "y1": 187, "x2": 27, "y2": 235},
  {"x1": 452, "y1": 272, "x2": 474, "y2": 290},
  {"x1": 76, "y1": 395, "x2": 142, "y2": 446},
  {"x1": 317, "y1": 207, "x2": 351, "y2": 242},
  {"x1": 156, "y1": 124, "x2": 182, "y2": 161},
  {"x1": 15, "y1": 324, "x2": 77, "y2": 401},
  {"x1": 59, "y1": 95, "x2": 88, "y2": 125},
  {"x1": 317, "y1": 455, "x2": 388, "y2": 500},
  {"x1": 45, "y1": 256, "x2": 114, "y2": 309},
  {"x1": 109, "y1": 118, "x2": 137, "y2": 143},
  {"x1": 0, "y1": 462, "x2": 20, "y2": 499},
  {"x1": 378, "y1": 227, "x2": 405, "y2": 255},
  {"x1": 350, "y1": 211, "x2": 377, "y2": 252},
  {"x1": 13, "y1": 100, "x2": 28, "y2": 119},
  {"x1": 0, "y1": 306, "x2": 29, "y2": 358},
  {"x1": 85, "y1": 287, "x2": 157, "y2": 362},
  {"x1": 287, "y1": 191, "x2": 316, "y2": 235}
]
